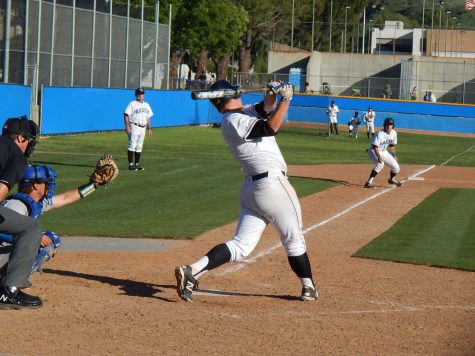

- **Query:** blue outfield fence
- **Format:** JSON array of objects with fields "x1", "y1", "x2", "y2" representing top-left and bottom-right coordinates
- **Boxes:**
[
  {"x1": 288, "y1": 95, "x2": 475, "y2": 134},
  {"x1": 41, "y1": 87, "x2": 219, "y2": 135},
  {"x1": 3, "y1": 85, "x2": 472, "y2": 135},
  {"x1": 0, "y1": 84, "x2": 32, "y2": 120}
]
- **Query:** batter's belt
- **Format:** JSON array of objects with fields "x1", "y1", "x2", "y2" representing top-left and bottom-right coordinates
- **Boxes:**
[{"x1": 246, "y1": 170, "x2": 286, "y2": 182}]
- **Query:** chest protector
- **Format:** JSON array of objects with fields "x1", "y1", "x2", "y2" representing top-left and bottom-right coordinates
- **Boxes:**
[{"x1": 6, "y1": 193, "x2": 44, "y2": 219}]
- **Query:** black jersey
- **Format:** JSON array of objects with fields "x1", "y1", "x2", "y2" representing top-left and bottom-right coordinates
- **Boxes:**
[{"x1": 0, "y1": 136, "x2": 28, "y2": 190}]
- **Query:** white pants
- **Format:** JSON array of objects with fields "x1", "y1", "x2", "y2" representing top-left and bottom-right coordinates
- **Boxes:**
[
  {"x1": 128, "y1": 124, "x2": 146, "y2": 152},
  {"x1": 328, "y1": 116, "x2": 337, "y2": 124},
  {"x1": 225, "y1": 172, "x2": 307, "y2": 261},
  {"x1": 366, "y1": 121, "x2": 374, "y2": 133},
  {"x1": 368, "y1": 149, "x2": 400, "y2": 174}
]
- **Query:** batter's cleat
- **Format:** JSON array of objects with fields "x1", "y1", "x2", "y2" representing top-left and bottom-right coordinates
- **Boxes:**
[
  {"x1": 388, "y1": 178, "x2": 403, "y2": 187},
  {"x1": 300, "y1": 286, "x2": 318, "y2": 301},
  {"x1": 364, "y1": 182, "x2": 373, "y2": 188},
  {"x1": 175, "y1": 265, "x2": 196, "y2": 302},
  {"x1": 128, "y1": 163, "x2": 136, "y2": 171},
  {"x1": 134, "y1": 164, "x2": 144, "y2": 171},
  {"x1": 0, "y1": 287, "x2": 43, "y2": 309}
]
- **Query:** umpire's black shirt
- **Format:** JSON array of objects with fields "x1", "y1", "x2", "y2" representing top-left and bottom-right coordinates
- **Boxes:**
[{"x1": 0, "y1": 136, "x2": 28, "y2": 191}]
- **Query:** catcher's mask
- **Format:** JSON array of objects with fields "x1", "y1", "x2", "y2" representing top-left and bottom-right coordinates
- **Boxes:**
[
  {"x1": 2, "y1": 116, "x2": 39, "y2": 157},
  {"x1": 209, "y1": 80, "x2": 240, "y2": 111},
  {"x1": 383, "y1": 117, "x2": 395, "y2": 128},
  {"x1": 354, "y1": 111, "x2": 359, "y2": 117},
  {"x1": 19, "y1": 165, "x2": 57, "y2": 205}
]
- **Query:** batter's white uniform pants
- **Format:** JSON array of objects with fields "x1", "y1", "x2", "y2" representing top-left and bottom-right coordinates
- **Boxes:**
[
  {"x1": 368, "y1": 149, "x2": 400, "y2": 174},
  {"x1": 225, "y1": 170, "x2": 308, "y2": 261},
  {"x1": 128, "y1": 123, "x2": 146, "y2": 152}
]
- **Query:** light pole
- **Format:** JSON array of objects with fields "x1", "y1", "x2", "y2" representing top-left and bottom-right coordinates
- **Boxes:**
[
  {"x1": 437, "y1": 1, "x2": 444, "y2": 56},
  {"x1": 344, "y1": 6, "x2": 350, "y2": 53},
  {"x1": 311, "y1": 0, "x2": 315, "y2": 51},
  {"x1": 451, "y1": 16, "x2": 456, "y2": 57},
  {"x1": 421, "y1": 0, "x2": 426, "y2": 55},
  {"x1": 291, "y1": 0, "x2": 294, "y2": 48},
  {"x1": 368, "y1": 19, "x2": 373, "y2": 53},
  {"x1": 329, "y1": 0, "x2": 333, "y2": 52},
  {"x1": 445, "y1": 10, "x2": 451, "y2": 57},
  {"x1": 456, "y1": 22, "x2": 460, "y2": 57}
]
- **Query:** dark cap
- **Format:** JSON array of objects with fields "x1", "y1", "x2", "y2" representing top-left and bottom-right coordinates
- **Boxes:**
[
  {"x1": 135, "y1": 88, "x2": 145, "y2": 96},
  {"x1": 210, "y1": 80, "x2": 239, "y2": 92},
  {"x1": 2, "y1": 116, "x2": 38, "y2": 139}
]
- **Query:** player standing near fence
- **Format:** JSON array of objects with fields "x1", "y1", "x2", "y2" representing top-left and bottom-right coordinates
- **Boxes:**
[
  {"x1": 363, "y1": 107, "x2": 375, "y2": 140},
  {"x1": 364, "y1": 117, "x2": 403, "y2": 188},
  {"x1": 326, "y1": 100, "x2": 339, "y2": 136},
  {"x1": 124, "y1": 88, "x2": 153, "y2": 171},
  {"x1": 175, "y1": 80, "x2": 318, "y2": 302}
]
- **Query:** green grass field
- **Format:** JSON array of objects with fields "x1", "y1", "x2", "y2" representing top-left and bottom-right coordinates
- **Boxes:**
[
  {"x1": 354, "y1": 188, "x2": 475, "y2": 271},
  {"x1": 33, "y1": 125, "x2": 474, "y2": 243}
]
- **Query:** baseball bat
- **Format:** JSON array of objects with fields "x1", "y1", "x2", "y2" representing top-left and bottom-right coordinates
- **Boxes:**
[{"x1": 191, "y1": 87, "x2": 270, "y2": 100}]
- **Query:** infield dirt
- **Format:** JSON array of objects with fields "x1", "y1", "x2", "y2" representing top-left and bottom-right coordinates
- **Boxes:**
[{"x1": 1, "y1": 164, "x2": 474, "y2": 356}]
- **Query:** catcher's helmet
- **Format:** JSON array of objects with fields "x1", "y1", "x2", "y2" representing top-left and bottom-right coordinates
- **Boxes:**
[
  {"x1": 383, "y1": 117, "x2": 395, "y2": 127},
  {"x1": 354, "y1": 110, "x2": 359, "y2": 116},
  {"x1": 135, "y1": 88, "x2": 145, "y2": 96},
  {"x1": 209, "y1": 80, "x2": 240, "y2": 110},
  {"x1": 19, "y1": 165, "x2": 57, "y2": 204}
]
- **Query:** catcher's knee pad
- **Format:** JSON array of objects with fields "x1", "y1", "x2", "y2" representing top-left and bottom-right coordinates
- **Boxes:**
[
  {"x1": 225, "y1": 239, "x2": 254, "y2": 262},
  {"x1": 31, "y1": 231, "x2": 61, "y2": 274}
]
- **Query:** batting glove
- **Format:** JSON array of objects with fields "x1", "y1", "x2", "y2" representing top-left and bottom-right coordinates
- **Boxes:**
[
  {"x1": 280, "y1": 82, "x2": 293, "y2": 101},
  {"x1": 267, "y1": 81, "x2": 284, "y2": 95}
]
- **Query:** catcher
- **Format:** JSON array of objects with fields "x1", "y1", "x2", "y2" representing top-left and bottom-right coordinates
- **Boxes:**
[{"x1": 0, "y1": 155, "x2": 118, "y2": 289}]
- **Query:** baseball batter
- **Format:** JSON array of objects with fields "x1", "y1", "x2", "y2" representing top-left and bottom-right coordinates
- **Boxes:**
[
  {"x1": 363, "y1": 106, "x2": 376, "y2": 139},
  {"x1": 175, "y1": 80, "x2": 318, "y2": 302},
  {"x1": 124, "y1": 88, "x2": 153, "y2": 171},
  {"x1": 364, "y1": 117, "x2": 403, "y2": 188},
  {"x1": 326, "y1": 100, "x2": 339, "y2": 136}
]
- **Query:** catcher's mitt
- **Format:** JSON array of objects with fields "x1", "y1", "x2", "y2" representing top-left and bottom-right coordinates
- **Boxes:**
[{"x1": 89, "y1": 154, "x2": 119, "y2": 186}]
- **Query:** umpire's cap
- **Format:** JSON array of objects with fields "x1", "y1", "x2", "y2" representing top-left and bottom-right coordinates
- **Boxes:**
[
  {"x1": 383, "y1": 117, "x2": 395, "y2": 127},
  {"x1": 135, "y1": 88, "x2": 145, "y2": 96},
  {"x1": 2, "y1": 116, "x2": 39, "y2": 140},
  {"x1": 209, "y1": 80, "x2": 240, "y2": 111}
]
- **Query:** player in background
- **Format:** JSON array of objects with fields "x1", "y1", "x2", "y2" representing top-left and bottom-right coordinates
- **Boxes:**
[
  {"x1": 348, "y1": 111, "x2": 361, "y2": 139},
  {"x1": 326, "y1": 100, "x2": 339, "y2": 136},
  {"x1": 124, "y1": 88, "x2": 153, "y2": 171},
  {"x1": 175, "y1": 80, "x2": 318, "y2": 302},
  {"x1": 0, "y1": 116, "x2": 43, "y2": 309},
  {"x1": 364, "y1": 117, "x2": 403, "y2": 188},
  {"x1": 363, "y1": 106, "x2": 376, "y2": 140}
]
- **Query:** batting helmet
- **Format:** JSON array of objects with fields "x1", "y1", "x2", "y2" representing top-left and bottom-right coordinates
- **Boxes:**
[
  {"x1": 135, "y1": 88, "x2": 145, "y2": 96},
  {"x1": 19, "y1": 165, "x2": 57, "y2": 204},
  {"x1": 383, "y1": 117, "x2": 395, "y2": 127},
  {"x1": 209, "y1": 80, "x2": 240, "y2": 110}
]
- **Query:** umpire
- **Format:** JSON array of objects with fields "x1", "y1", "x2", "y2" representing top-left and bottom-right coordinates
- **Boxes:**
[{"x1": 0, "y1": 116, "x2": 43, "y2": 309}]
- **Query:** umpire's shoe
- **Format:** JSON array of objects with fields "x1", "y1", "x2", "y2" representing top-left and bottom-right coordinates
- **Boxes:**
[
  {"x1": 300, "y1": 286, "x2": 319, "y2": 301},
  {"x1": 175, "y1": 265, "x2": 196, "y2": 302},
  {"x1": 0, "y1": 286, "x2": 43, "y2": 309}
]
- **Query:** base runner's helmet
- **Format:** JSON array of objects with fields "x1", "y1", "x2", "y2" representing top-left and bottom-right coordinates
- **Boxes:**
[
  {"x1": 19, "y1": 165, "x2": 57, "y2": 205},
  {"x1": 383, "y1": 117, "x2": 395, "y2": 127}
]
